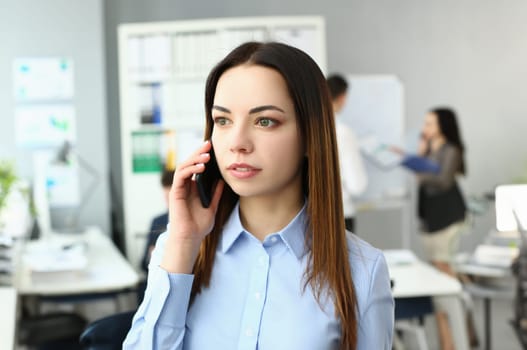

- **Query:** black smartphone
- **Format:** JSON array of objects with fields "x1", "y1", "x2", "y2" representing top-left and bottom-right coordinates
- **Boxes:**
[{"x1": 195, "y1": 146, "x2": 222, "y2": 208}]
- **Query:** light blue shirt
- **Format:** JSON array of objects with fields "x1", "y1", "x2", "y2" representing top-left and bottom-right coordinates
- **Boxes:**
[{"x1": 123, "y1": 203, "x2": 394, "y2": 349}]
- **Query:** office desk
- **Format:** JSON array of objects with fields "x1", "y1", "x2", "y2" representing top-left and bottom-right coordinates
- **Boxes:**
[
  {"x1": 14, "y1": 226, "x2": 139, "y2": 296},
  {"x1": 0, "y1": 287, "x2": 17, "y2": 350},
  {"x1": 387, "y1": 250, "x2": 470, "y2": 350},
  {"x1": 456, "y1": 260, "x2": 515, "y2": 350}
]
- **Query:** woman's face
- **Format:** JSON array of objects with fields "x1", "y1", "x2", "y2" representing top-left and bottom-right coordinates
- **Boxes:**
[
  {"x1": 422, "y1": 112, "x2": 442, "y2": 140},
  {"x1": 211, "y1": 64, "x2": 305, "y2": 201}
]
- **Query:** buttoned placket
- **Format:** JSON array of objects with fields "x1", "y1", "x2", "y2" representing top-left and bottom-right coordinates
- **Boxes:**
[{"x1": 236, "y1": 246, "x2": 269, "y2": 350}]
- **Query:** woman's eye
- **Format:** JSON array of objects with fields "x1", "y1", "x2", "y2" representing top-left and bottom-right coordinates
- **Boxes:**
[
  {"x1": 213, "y1": 117, "x2": 229, "y2": 126},
  {"x1": 256, "y1": 118, "x2": 277, "y2": 128}
]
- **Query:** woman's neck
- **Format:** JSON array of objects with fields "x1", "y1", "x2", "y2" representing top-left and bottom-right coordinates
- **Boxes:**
[
  {"x1": 430, "y1": 136, "x2": 446, "y2": 152},
  {"x1": 238, "y1": 194, "x2": 304, "y2": 242}
]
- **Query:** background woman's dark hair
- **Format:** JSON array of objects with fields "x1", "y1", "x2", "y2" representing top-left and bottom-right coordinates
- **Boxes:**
[
  {"x1": 193, "y1": 41, "x2": 358, "y2": 350},
  {"x1": 431, "y1": 107, "x2": 466, "y2": 175}
]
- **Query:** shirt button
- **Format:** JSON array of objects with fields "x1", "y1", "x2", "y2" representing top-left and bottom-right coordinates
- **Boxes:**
[
  {"x1": 255, "y1": 292, "x2": 261, "y2": 300},
  {"x1": 258, "y1": 256, "x2": 266, "y2": 266},
  {"x1": 270, "y1": 236, "x2": 278, "y2": 243},
  {"x1": 245, "y1": 328, "x2": 254, "y2": 337}
]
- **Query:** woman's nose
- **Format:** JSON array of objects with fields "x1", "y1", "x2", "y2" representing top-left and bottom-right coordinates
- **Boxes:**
[{"x1": 229, "y1": 124, "x2": 253, "y2": 153}]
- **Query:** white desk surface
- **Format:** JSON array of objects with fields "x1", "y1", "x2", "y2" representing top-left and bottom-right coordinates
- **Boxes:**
[
  {"x1": 386, "y1": 250, "x2": 463, "y2": 298},
  {"x1": 0, "y1": 287, "x2": 17, "y2": 350},
  {"x1": 389, "y1": 260, "x2": 463, "y2": 298},
  {"x1": 386, "y1": 249, "x2": 469, "y2": 350},
  {"x1": 14, "y1": 226, "x2": 140, "y2": 296}
]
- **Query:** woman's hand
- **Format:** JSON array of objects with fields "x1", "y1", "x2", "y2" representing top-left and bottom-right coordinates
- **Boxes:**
[
  {"x1": 160, "y1": 141, "x2": 224, "y2": 274},
  {"x1": 388, "y1": 145, "x2": 405, "y2": 155},
  {"x1": 417, "y1": 133, "x2": 429, "y2": 156}
]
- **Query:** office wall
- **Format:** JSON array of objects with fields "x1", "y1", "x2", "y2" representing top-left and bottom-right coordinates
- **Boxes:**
[
  {"x1": 0, "y1": 0, "x2": 110, "y2": 234},
  {"x1": 104, "y1": 0, "x2": 527, "y2": 253}
]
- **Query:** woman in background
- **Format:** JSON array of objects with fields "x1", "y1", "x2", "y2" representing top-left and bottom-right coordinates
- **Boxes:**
[
  {"x1": 417, "y1": 107, "x2": 466, "y2": 274},
  {"x1": 417, "y1": 107, "x2": 468, "y2": 350},
  {"x1": 123, "y1": 41, "x2": 393, "y2": 350}
]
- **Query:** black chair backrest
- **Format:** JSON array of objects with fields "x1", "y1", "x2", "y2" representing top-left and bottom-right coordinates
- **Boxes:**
[
  {"x1": 79, "y1": 311, "x2": 135, "y2": 350},
  {"x1": 19, "y1": 312, "x2": 87, "y2": 349},
  {"x1": 394, "y1": 296, "x2": 434, "y2": 320}
]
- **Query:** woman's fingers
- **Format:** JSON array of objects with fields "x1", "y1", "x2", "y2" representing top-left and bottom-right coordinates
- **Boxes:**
[
  {"x1": 171, "y1": 141, "x2": 212, "y2": 187},
  {"x1": 169, "y1": 141, "x2": 219, "y2": 207},
  {"x1": 175, "y1": 141, "x2": 212, "y2": 173},
  {"x1": 175, "y1": 161, "x2": 205, "y2": 182},
  {"x1": 389, "y1": 145, "x2": 404, "y2": 155}
]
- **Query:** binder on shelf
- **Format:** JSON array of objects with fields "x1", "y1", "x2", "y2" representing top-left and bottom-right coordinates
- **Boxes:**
[
  {"x1": 127, "y1": 36, "x2": 142, "y2": 81},
  {"x1": 131, "y1": 130, "x2": 163, "y2": 173}
]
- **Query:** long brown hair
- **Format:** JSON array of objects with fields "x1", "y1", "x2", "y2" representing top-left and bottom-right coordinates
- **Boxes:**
[{"x1": 192, "y1": 42, "x2": 358, "y2": 350}]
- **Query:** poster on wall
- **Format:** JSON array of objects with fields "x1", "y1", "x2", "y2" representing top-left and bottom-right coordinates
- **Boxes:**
[
  {"x1": 13, "y1": 56, "x2": 76, "y2": 148},
  {"x1": 13, "y1": 57, "x2": 74, "y2": 102},
  {"x1": 15, "y1": 104, "x2": 76, "y2": 148}
]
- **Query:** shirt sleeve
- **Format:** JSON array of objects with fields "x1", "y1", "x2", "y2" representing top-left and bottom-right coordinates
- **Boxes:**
[
  {"x1": 123, "y1": 233, "x2": 194, "y2": 350},
  {"x1": 337, "y1": 124, "x2": 368, "y2": 197},
  {"x1": 418, "y1": 146, "x2": 461, "y2": 191},
  {"x1": 356, "y1": 252, "x2": 394, "y2": 349}
]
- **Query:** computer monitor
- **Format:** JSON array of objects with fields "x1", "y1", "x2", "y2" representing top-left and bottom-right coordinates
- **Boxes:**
[
  {"x1": 513, "y1": 209, "x2": 527, "y2": 246},
  {"x1": 495, "y1": 184, "x2": 527, "y2": 232}
]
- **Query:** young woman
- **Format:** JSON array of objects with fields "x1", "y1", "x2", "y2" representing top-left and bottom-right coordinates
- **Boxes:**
[
  {"x1": 417, "y1": 108, "x2": 467, "y2": 273},
  {"x1": 123, "y1": 42, "x2": 393, "y2": 350},
  {"x1": 416, "y1": 107, "x2": 468, "y2": 350}
]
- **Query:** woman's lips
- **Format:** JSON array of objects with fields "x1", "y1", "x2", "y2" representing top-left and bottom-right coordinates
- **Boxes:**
[{"x1": 227, "y1": 163, "x2": 261, "y2": 179}]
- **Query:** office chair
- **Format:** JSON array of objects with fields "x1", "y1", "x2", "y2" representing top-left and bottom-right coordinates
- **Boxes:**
[
  {"x1": 18, "y1": 312, "x2": 87, "y2": 350},
  {"x1": 393, "y1": 296, "x2": 434, "y2": 350},
  {"x1": 79, "y1": 310, "x2": 135, "y2": 350}
]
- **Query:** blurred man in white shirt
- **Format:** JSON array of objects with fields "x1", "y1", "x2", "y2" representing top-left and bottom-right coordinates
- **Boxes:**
[{"x1": 327, "y1": 74, "x2": 368, "y2": 233}]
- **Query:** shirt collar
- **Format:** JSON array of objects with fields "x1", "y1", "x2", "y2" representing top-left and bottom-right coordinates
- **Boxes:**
[
  {"x1": 220, "y1": 202, "x2": 245, "y2": 254},
  {"x1": 278, "y1": 202, "x2": 308, "y2": 259},
  {"x1": 220, "y1": 201, "x2": 309, "y2": 259}
]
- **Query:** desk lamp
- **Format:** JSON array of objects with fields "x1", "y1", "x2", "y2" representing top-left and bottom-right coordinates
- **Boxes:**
[{"x1": 53, "y1": 141, "x2": 100, "y2": 233}]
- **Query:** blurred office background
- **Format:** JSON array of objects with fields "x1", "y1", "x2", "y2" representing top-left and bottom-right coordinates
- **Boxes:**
[
  {"x1": 1, "y1": 1, "x2": 527, "y2": 348},
  {"x1": 105, "y1": 0, "x2": 527, "y2": 257},
  {"x1": 1, "y1": 0, "x2": 526, "y2": 255}
]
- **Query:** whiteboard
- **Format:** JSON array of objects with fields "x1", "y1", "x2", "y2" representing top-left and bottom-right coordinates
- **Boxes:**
[{"x1": 339, "y1": 75, "x2": 406, "y2": 200}]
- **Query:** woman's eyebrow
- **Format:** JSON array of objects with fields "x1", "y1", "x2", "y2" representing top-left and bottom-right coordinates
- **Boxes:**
[
  {"x1": 212, "y1": 105, "x2": 230, "y2": 113},
  {"x1": 212, "y1": 105, "x2": 286, "y2": 114},
  {"x1": 249, "y1": 105, "x2": 285, "y2": 114}
]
